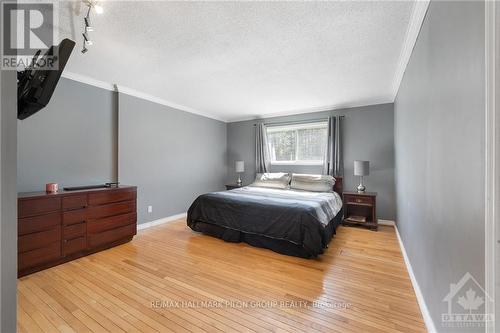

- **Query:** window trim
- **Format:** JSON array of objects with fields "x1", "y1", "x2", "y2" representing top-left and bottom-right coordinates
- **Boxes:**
[
  {"x1": 266, "y1": 121, "x2": 328, "y2": 133},
  {"x1": 270, "y1": 160, "x2": 324, "y2": 166},
  {"x1": 266, "y1": 121, "x2": 328, "y2": 165}
]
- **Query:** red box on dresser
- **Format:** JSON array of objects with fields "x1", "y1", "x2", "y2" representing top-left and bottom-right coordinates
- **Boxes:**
[{"x1": 18, "y1": 186, "x2": 137, "y2": 277}]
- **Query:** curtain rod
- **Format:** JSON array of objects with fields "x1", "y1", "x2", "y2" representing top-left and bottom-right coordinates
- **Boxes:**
[{"x1": 253, "y1": 115, "x2": 345, "y2": 127}]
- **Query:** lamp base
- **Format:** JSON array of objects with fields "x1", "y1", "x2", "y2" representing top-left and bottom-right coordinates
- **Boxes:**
[
  {"x1": 356, "y1": 176, "x2": 366, "y2": 193},
  {"x1": 237, "y1": 174, "x2": 242, "y2": 186}
]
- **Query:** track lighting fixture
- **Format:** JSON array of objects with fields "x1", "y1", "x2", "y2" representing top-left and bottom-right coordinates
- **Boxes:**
[
  {"x1": 81, "y1": 0, "x2": 103, "y2": 53},
  {"x1": 84, "y1": 16, "x2": 93, "y2": 32}
]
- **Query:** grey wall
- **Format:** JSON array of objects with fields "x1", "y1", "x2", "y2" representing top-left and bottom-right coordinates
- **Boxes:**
[
  {"x1": 17, "y1": 78, "x2": 118, "y2": 192},
  {"x1": 1, "y1": 68, "x2": 18, "y2": 331},
  {"x1": 227, "y1": 103, "x2": 396, "y2": 220},
  {"x1": 17, "y1": 76, "x2": 227, "y2": 226},
  {"x1": 394, "y1": 1, "x2": 485, "y2": 330},
  {"x1": 119, "y1": 94, "x2": 227, "y2": 224}
]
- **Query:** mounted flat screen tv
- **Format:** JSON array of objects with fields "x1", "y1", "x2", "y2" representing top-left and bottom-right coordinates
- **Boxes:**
[{"x1": 17, "y1": 38, "x2": 75, "y2": 120}]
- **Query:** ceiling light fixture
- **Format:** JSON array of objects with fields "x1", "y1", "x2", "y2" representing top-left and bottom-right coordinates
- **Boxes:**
[{"x1": 81, "y1": 0, "x2": 103, "y2": 53}]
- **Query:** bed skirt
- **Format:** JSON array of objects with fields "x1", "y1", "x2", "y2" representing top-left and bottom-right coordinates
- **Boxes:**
[{"x1": 188, "y1": 208, "x2": 343, "y2": 259}]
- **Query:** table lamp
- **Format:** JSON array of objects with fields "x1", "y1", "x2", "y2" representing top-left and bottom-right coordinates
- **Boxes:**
[
  {"x1": 354, "y1": 160, "x2": 369, "y2": 193},
  {"x1": 235, "y1": 161, "x2": 244, "y2": 186}
]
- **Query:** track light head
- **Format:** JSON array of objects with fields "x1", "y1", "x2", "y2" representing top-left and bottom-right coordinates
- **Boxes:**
[
  {"x1": 84, "y1": 16, "x2": 92, "y2": 30},
  {"x1": 82, "y1": 33, "x2": 93, "y2": 46}
]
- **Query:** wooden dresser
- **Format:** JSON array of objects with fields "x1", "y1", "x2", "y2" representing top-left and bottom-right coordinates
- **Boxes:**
[{"x1": 18, "y1": 186, "x2": 137, "y2": 277}]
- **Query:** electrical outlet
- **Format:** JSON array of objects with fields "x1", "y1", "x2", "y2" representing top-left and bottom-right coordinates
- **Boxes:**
[{"x1": 147, "y1": 205, "x2": 153, "y2": 213}]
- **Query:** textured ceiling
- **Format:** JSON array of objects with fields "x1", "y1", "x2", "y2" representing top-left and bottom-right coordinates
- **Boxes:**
[{"x1": 57, "y1": 1, "x2": 414, "y2": 122}]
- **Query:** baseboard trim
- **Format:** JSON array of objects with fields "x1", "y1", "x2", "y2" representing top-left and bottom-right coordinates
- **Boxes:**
[
  {"x1": 137, "y1": 212, "x2": 187, "y2": 231},
  {"x1": 394, "y1": 225, "x2": 437, "y2": 332},
  {"x1": 378, "y1": 219, "x2": 395, "y2": 226}
]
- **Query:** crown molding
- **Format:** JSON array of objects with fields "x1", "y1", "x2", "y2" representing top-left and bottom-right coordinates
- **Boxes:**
[
  {"x1": 62, "y1": 71, "x2": 116, "y2": 91},
  {"x1": 61, "y1": 70, "x2": 392, "y2": 124},
  {"x1": 225, "y1": 98, "x2": 393, "y2": 123},
  {"x1": 114, "y1": 85, "x2": 227, "y2": 122},
  {"x1": 391, "y1": 0, "x2": 430, "y2": 99},
  {"x1": 61, "y1": 72, "x2": 227, "y2": 123}
]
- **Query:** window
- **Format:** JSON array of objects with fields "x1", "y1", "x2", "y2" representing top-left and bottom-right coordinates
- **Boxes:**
[{"x1": 267, "y1": 122, "x2": 328, "y2": 165}]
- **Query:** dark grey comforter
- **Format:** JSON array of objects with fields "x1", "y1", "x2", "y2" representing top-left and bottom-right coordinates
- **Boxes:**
[{"x1": 187, "y1": 186, "x2": 343, "y2": 257}]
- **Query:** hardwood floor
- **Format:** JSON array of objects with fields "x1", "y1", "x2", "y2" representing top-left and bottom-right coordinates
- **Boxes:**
[{"x1": 17, "y1": 219, "x2": 426, "y2": 333}]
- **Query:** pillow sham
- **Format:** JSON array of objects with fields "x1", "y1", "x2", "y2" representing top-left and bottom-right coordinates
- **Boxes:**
[
  {"x1": 250, "y1": 173, "x2": 291, "y2": 189},
  {"x1": 290, "y1": 173, "x2": 335, "y2": 192}
]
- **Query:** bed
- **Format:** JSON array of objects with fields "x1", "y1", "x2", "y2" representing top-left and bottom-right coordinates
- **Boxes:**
[{"x1": 187, "y1": 176, "x2": 343, "y2": 258}]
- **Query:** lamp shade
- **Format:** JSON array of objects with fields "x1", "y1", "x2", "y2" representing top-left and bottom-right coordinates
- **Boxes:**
[
  {"x1": 354, "y1": 160, "x2": 369, "y2": 176},
  {"x1": 235, "y1": 161, "x2": 245, "y2": 173}
]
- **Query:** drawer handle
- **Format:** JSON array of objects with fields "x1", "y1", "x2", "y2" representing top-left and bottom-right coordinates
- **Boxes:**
[{"x1": 66, "y1": 205, "x2": 87, "y2": 211}]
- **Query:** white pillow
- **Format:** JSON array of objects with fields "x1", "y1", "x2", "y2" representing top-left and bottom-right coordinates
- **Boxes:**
[
  {"x1": 250, "y1": 173, "x2": 291, "y2": 189},
  {"x1": 290, "y1": 174, "x2": 335, "y2": 192}
]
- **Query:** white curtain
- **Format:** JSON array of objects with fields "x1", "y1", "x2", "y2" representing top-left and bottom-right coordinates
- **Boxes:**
[{"x1": 322, "y1": 116, "x2": 343, "y2": 176}]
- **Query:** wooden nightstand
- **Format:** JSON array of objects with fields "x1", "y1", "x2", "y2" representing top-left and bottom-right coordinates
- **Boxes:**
[
  {"x1": 225, "y1": 184, "x2": 245, "y2": 190},
  {"x1": 342, "y1": 191, "x2": 378, "y2": 230}
]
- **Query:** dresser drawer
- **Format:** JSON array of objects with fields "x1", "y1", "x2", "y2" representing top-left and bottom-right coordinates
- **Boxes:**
[
  {"x1": 63, "y1": 236, "x2": 86, "y2": 256},
  {"x1": 88, "y1": 190, "x2": 136, "y2": 206},
  {"x1": 18, "y1": 227, "x2": 61, "y2": 253},
  {"x1": 63, "y1": 209, "x2": 86, "y2": 226},
  {"x1": 63, "y1": 222, "x2": 86, "y2": 240},
  {"x1": 18, "y1": 212, "x2": 60, "y2": 236},
  {"x1": 18, "y1": 242, "x2": 61, "y2": 270},
  {"x1": 345, "y1": 195, "x2": 374, "y2": 205},
  {"x1": 87, "y1": 212, "x2": 136, "y2": 234},
  {"x1": 88, "y1": 224, "x2": 136, "y2": 249},
  {"x1": 87, "y1": 201, "x2": 135, "y2": 220},
  {"x1": 62, "y1": 195, "x2": 87, "y2": 211},
  {"x1": 19, "y1": 197, "x2": 61, "y2": 218}
]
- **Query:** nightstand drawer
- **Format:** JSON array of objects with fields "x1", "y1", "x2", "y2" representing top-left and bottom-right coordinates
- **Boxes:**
[{"x1": 345, "y1": 195, "x2": 374, "y2": 205}]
